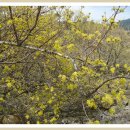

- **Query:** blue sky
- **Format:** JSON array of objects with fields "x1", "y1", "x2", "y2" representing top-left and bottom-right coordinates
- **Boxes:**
[{"x1": 71, "y1": 6, "x2": 130, "y2": 22}]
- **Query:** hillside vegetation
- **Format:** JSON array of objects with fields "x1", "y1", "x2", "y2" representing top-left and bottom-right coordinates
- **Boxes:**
[
  {"x1": 120, "y1": 18, "x2": 130, "y2": 30},
  {"x1": 0, "y1": 6, "x2": 130, "y2": 124}
]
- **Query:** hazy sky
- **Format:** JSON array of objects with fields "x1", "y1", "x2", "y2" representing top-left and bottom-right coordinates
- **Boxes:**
[{"x1": 71, "y1": 6, "x2": 130, "y2": 22}]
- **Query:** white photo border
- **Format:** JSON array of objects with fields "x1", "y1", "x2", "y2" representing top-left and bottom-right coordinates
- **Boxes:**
[{"x1": 0, "y1": 2, "x2": 130, "y2": 128}]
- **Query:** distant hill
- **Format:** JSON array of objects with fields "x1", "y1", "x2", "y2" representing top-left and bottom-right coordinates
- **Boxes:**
[{"x1": 120, "y1": 19, "x2": 130, "y2": 30}]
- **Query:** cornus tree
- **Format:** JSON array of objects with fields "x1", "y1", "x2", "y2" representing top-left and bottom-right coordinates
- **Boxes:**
[{"x1": 0, "y1": 6, "x2": 130, "y2": 124}]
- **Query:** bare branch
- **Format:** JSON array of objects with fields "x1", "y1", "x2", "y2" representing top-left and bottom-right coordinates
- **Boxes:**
[
  {"x1": 86, "y1": 75, "x2": 130, "y2": 99},
  {"x1": 84, "y1": 6, "x2": 121, "y2": 65},
  {"x1": 0, "y1": 40, "x2": 83, "y2": 68},
  {"x1": 8, "y1": 6, "x2": 19, "y2": 45},
  {"x1": 18, "y1": 6, "x2": 42, "y2": 46}
]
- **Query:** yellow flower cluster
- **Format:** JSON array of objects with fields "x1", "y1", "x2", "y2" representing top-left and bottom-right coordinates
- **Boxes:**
[
  {"x1": 119, "y1": 78, "x2": 126, "y2": 86},
  {"x1": 70, "y1": 71, "x2": 78, "y2": 81},
  {"x1": 86, "y1": 99, "x2": 97, "y2": 109},
  {"x1": 109, "y1": 107, "x2": 115, "y2": 115},
  {"x1": 58, "y1": 74, "x2": 67, "y2": 82},
  {"x1": 106, "y1": 36, "x2": 121, "y2": 44},
  {"x1": 101, "y1": 94, "x2": 114, "y2": 106},
  {"x1": 110, "y1": 67, "x2": 115, "y2": 74},
  {"x1": 67, "y1": 83, "x2": 77, "y2": 90}
]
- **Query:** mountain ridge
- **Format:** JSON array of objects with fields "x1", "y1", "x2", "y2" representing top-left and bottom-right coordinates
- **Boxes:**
[{"x1": 120, "y1": 18, "x2": 130, "y2": 30}]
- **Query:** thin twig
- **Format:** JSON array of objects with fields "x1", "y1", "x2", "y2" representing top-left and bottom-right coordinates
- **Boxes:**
[{"x1": 82, "y1": 100, "x2": 90, "y2": 120}]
